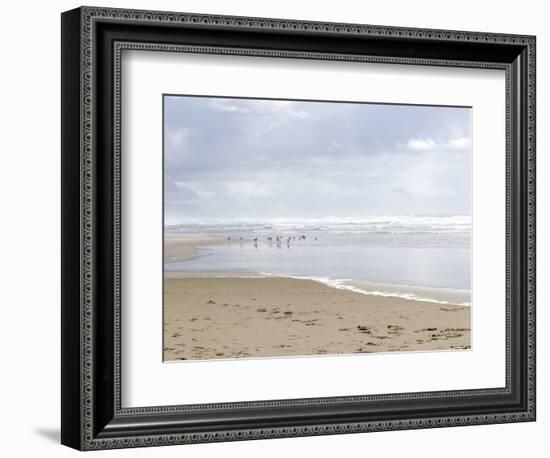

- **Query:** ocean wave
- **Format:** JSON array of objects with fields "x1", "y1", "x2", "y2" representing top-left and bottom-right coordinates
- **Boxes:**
[{"x1": 166, "y1": 215, "x2": 471, "y2": 236}]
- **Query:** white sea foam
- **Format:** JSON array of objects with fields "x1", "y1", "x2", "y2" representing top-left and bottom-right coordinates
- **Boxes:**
[
  {"x1": 166, "y1": 215, "x2": 471, "y2": 236},
  {"x1": 259, "y1": 272, "x2": 470, "y2": 306}
]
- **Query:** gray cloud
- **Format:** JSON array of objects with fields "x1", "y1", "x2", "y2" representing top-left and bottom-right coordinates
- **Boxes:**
[{"x1": 164, "y1": 96, "x2": 471, "y2": 222}]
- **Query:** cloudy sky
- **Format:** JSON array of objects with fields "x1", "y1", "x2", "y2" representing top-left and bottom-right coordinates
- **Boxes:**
[{"x1": 164, "y1": 95, "x2": 471, "y2": 223}]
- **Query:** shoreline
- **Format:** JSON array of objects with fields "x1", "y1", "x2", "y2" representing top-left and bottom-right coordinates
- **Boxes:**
[
  {"x1": 164, "y1": 234, "x2": 471, "y2": 306},
  {"x1": 164, "y1": 234, "x2": 228, "y2": 263},
  {"x1": 164, "y1": 276, "x2": 471, "y2": 361},
  {"x1": 165, "y1": 271, "x2": 470, "y2": 307}
]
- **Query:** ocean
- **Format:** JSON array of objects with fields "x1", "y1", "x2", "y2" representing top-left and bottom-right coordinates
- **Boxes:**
[{"x1": 164, "y1": 215, "x2": 471, "y2": 305}]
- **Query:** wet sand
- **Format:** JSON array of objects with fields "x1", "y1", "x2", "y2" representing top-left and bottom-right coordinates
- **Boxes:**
[
  {"x1": 164, "y1": 235, "x2": 228, "y2": 263},
  {"x1": 163, "y1": 276, "x2": 471, "y2": 361}
]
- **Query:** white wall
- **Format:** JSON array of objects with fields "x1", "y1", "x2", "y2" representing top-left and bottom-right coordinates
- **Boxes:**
[{"x1": 0, "y1": 0, "x2": 545, "y2": 456}]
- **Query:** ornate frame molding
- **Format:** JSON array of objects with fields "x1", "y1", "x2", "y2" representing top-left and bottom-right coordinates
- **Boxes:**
[{"x1": 61, "y1": 6, "x2": 536, "y2": 450}]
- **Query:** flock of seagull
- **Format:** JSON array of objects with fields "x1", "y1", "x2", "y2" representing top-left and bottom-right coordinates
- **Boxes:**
[{"x1": 226, "y1": 234, "x2": 318, "y2": 248}]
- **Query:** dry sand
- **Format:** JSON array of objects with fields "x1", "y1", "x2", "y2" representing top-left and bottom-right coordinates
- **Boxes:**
[{"x1": 163, "y1": 276, "x2": 471, "y2": 361}]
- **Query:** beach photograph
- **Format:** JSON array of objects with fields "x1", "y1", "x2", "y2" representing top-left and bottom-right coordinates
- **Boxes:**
[{"x1": 163, "y1": 95, "x2": 472, "y2": 361}]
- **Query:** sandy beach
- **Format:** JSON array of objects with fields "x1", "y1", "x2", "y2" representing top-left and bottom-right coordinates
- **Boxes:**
[
  {"x1": 163, "y1": 275, "x2": 470, "y2": 361},
  {"x1": 162, "y1": 96, "x2": 473, "y2": 362},
  {"x1": 164, "y1": 235, "x2": 229, "y2": 263},
  {"x1": 163, "y1": 234, "x2": 471, "y2": 361}
]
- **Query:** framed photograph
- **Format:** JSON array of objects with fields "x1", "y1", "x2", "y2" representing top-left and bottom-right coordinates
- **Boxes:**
[{"x1": 61, "y1": 6, "x2": 536, "y2": 450}]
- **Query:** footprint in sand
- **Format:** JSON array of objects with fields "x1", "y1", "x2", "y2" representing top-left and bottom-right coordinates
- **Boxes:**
[
  {"x1": 387, "y1": 325, "x2": 404, "y2": 335},
  {"x1": 440, "y1": 307, "x2": 465, "y2": 312},
  {"x1": 443, "y1": 332, "x2": 464, "y2": 338}
]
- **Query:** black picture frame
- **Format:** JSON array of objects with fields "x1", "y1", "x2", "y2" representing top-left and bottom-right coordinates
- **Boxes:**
[{"x1": 61, "y1": 6, "x2": 536, "y2": 450}]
